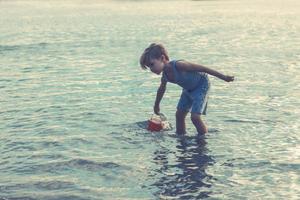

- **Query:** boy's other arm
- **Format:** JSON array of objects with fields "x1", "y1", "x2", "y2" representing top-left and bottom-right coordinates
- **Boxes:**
[
  {"x1": 154, "y1": 78, "x2": 167, "y2": 114},
  {"x1": 177, "y1": 61, "x2": 234, "y2": 82}
]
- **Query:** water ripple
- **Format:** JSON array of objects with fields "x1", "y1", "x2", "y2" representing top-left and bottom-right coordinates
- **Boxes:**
[{"x1": 13, "y1": 159, "x2": 130, "y2": 174}]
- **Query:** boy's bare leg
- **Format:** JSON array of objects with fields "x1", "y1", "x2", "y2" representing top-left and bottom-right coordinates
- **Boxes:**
[
  {"x1": 191, "y1": 113, "x2": 208, "y2": 135},
  {"x1": 176, "y1": 109, "x2": 188, "y2": 135}
]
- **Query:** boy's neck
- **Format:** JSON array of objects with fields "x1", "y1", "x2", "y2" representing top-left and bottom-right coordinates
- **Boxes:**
[{"x1": 163, "y1": 61, "x2": 171, "y2": 71}]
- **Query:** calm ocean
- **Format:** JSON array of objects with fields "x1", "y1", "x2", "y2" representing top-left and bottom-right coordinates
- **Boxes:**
[{"x1": 1, "y1": 0, "x2": 299, "y2": 199}]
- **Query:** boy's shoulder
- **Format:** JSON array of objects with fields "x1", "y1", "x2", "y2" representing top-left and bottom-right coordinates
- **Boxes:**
[{"x1": 174, "y1": 60, "x2": 188, "y2": 71}]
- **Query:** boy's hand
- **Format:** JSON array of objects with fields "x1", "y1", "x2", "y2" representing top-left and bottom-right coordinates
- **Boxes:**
[
  {"x1": 154, "y1": 104, "x2": 160, "y2": 115},
  {"x1": 224, "y1": 75, "x2": 234, "y2": 82}
]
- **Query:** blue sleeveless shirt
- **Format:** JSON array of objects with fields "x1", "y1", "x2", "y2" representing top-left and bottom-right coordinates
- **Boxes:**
[{"x1": 162, "y1": 60, "x2": 210, "y2": 91}]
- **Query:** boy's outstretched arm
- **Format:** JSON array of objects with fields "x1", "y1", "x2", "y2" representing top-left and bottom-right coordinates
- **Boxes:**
[
  {"x1": 177, "y1": 60, "x2": 234, "y2": 82},
  {"x1": 154, "y1": 78, "x2": 167, "y2": 114}
]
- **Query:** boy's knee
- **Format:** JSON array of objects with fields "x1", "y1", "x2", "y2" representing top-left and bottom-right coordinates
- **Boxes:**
[
  {"x1": 176, "y1": 109, "x2": 187, "y2": 119},
  {"x1": 191, "y1": 113, "x2": 201, "y2": 122}
]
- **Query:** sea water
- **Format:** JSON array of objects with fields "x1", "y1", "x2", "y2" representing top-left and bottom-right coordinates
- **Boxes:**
[{"x1": 0, "y1": 0, "x2": 299, "y2": 199}]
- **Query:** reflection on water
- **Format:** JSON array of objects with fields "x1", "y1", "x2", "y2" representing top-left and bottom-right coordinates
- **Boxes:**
[{"x1": 151, "y1": 136, "x2": 215, "y2": 199}]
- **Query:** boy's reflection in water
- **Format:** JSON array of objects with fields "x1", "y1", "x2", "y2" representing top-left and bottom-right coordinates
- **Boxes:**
[{"x1": 151, "y1": 136, "x2": 215, "y2": 199}]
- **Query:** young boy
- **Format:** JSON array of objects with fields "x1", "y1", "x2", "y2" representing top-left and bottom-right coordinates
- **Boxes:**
[{"x1": 140, "y1": 43, "x2": 234, "y2": 135}]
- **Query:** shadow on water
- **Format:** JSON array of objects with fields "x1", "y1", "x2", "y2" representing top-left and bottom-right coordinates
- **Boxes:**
[{"x1": 150, "y1": 136, "x2": 215, "y2": 199}]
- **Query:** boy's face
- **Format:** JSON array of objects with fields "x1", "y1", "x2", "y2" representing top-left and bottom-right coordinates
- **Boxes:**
[{"x1": 148, "y1": 56, "x2": 166, "y2": 75}]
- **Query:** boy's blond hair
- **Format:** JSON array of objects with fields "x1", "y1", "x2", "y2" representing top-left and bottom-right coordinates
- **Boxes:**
[{"x1": 140, "y1": 43, "x2": 169, "y2": 69}]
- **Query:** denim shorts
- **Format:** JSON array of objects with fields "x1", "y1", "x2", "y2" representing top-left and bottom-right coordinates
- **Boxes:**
[{"x1": 177, "y1": 83, "x2": 210, "y2": 115}]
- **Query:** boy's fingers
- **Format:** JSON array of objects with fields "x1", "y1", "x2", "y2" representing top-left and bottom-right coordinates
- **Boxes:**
[{"x1": 228, "y1": 76, "x2": 234, "y2": 82}]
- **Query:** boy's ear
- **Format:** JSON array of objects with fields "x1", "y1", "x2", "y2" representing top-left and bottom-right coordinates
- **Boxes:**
[{"x1": 161, "y1": 55, "x2": 166, "y2": 61}]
